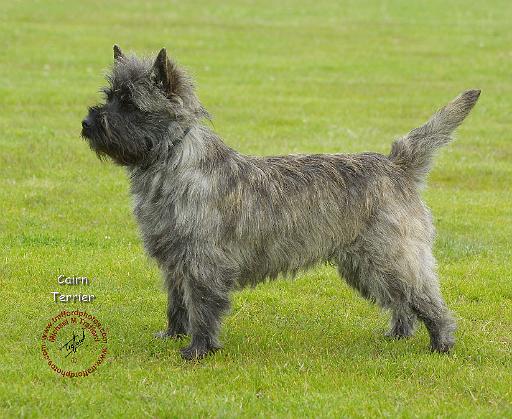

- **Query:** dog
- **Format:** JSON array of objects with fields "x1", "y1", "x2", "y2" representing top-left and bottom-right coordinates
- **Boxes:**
[{"x1": 81, "y1": 45, "x2": 480, "y2": 359}]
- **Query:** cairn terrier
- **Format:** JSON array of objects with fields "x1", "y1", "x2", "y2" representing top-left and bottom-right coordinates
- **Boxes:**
[{"x1": 81, "y1": 46, "x2": 480, "y2": 359}]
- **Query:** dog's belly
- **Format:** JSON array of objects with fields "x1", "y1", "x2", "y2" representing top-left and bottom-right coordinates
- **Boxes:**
[{"x1": 232, "y1": 217, "x2": 358, "y2": 287}]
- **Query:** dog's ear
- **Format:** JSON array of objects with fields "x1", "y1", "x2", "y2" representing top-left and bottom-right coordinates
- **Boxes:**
[
  {"x1": 153, "y1": 48, "x2": 172, "y2": 93},
  {"x1": 152, "y1": 48, "x2": 187, "y2": 98},
  {"x1": 113, "y1": 45, "x2": 124, "y2": 61}
]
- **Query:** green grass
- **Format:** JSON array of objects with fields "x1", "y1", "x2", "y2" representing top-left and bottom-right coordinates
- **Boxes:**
[{"x1": 1, "y1": 0, "x2": 512, "y2": 417}]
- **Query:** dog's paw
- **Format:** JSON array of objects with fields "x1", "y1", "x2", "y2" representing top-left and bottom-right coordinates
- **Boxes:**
[
  {"x1": 430, "y1": 339, "x2": 455, "y2": 353},
  {"x1": 180, "y1": 342, "x2": 220, "y2": 360},
  {"x1": 385, "y1": 330, "x2": 413, "y2": 339},
  {"x1": 154, "y1": 330, "x2": 187, "y2": 340},
  {"x1": 385, "y1": 326, "x2": 415, "y2": 339}
]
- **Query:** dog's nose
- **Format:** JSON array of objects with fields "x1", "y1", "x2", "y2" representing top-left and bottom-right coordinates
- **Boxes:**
[{"x1": 82, "y1": 117, "x2": 91, "y2": 129}]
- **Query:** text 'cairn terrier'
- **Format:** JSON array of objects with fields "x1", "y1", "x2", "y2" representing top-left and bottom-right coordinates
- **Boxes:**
[{"x1": 82, "y1": 46, "x2": 480, "y2": 360}]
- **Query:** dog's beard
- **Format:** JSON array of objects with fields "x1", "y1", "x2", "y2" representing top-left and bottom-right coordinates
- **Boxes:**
[
  {"x1": 82, "y1": 112, "x2": 155, "y2": 166},
  {"x1": 81, "y1": 113, "x2": 121, "y2": 163}
]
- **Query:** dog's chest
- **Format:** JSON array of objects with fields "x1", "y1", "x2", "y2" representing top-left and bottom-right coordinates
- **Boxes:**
[
  {"x1": 130, "y1": 167, "x2": 212, "y2": 262},
  {"x1": 130, "y1": 171, "x2": 181, "y2": 260}
]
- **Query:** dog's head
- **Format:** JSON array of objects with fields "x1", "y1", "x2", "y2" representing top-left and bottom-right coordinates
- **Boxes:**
[{"x1": 81, "y1": 46, "x2": 208, "y2": 166}]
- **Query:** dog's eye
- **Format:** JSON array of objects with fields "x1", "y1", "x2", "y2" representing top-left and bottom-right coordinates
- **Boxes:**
[
  {"x1": 118, "y1": 90, "x2": 132, "y2": 103},
  {"x1": 102, "y1": 88, "x2": 114, "y2": 101},
  {"x1": 121, "y1": 98, "x2": 137, "y2": 112}
]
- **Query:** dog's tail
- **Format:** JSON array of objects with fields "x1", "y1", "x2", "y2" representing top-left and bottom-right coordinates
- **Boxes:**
[{"x1": 389, "y1": 89, "x2": 480, "y2": 186}]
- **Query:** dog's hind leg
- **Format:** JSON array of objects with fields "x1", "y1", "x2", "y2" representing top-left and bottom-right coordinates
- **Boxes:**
[
  {"x1": 336, "y1": 239, "x2": 455, "y2": 352},
  {"x1": 380, "y1": 238, "x2": 457, "y2": 352},
  {"x1": 336, "y1": 251, "x2": 417, "y2": 339},
  {"x1": 407, "y1": 260, "x2": 456, "y2": 353},
  {"x1": 386, "y1": 305, "x2": 417, "y2": 339}
]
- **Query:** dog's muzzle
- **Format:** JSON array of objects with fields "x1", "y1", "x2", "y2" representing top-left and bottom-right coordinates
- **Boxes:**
[{"x1": 81, "y1": 107, "x2": 100, "y2": 138}]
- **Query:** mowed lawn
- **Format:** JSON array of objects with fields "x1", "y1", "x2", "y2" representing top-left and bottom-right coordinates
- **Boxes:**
[{"x1": 1, "y1": 0, "x2": 511, "y2": 417}]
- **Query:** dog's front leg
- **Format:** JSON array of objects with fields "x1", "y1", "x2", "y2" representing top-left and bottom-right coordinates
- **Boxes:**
[
  {"x1": 179, "y1": 268, "x2": 231, "y2": 360},
  {"x1": 155, "y1": 279, "x2": 189, "y2": 339}
]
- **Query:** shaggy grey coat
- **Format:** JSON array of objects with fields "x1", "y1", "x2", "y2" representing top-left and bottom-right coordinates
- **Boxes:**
[{"x1": 81, "y1": 46, "x2": 480, "y2": 359}]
